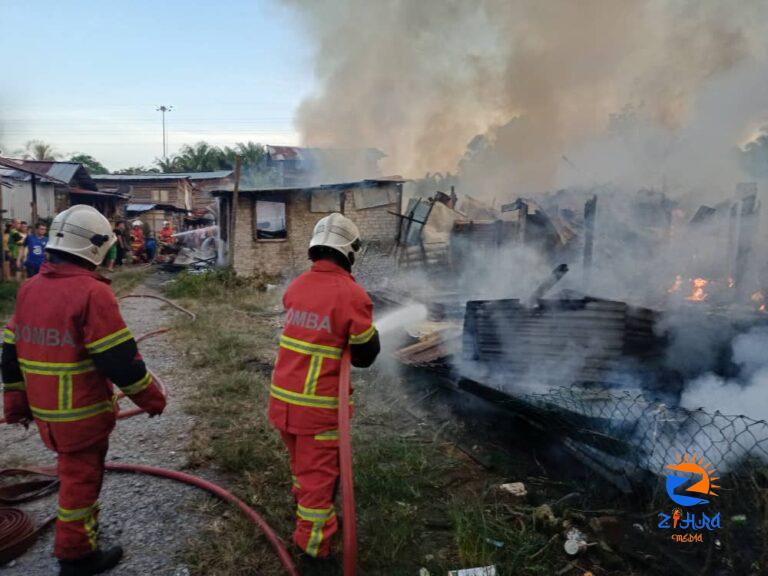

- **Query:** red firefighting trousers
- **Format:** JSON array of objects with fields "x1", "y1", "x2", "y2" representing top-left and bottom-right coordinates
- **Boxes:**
[
  {"x1": 54, "y1": 440, "x2": 109, "y2": 560},
  {"x1": 280, "y1": 430, "x2": 339, "y2": 557}
]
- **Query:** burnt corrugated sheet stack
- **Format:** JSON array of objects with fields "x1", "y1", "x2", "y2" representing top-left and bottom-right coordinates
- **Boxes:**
[{"x1": 463, "y1": 297, "x2": 667, "y2": 388}]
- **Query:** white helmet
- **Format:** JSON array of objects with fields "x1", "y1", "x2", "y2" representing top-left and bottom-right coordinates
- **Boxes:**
[
  {"x1": 47, "y1": 205, "x2": 116, "y2": 266},
  {"x1": 132, "y1": 220, "x2": 143, "y2": 227},
  {"x1": 309, "y1": 212, "x2": 361, "y2": 264}
]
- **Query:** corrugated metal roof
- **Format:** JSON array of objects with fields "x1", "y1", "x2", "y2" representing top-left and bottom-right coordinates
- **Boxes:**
[
  {"x1": 173, "y1": 170, "x2": 233, "y2": 180},
  {"x1": 126, "y1": 203, "x2": 157, "y2": 211},
  {"x1": 126, "y1": 203, "x2": 187, "y2": 213},
  {"x1": 0, "y1": 159, "x2": 98, "y2": 190},
  {"x1": 93, "y1": 170, "x2": 232, "y2": 182},
  {"x1": 40, "y1": 163, "x2": 80, "y2": 183},
  {"x1": 0, "y1": 158, "x2": 70, "y2": 185},
  {"x1": 70, "y1": 187, "x2": 128, "y2": 199},
  {"x1": 210, "y1": 177, "x2": 406, "y2": 196}
]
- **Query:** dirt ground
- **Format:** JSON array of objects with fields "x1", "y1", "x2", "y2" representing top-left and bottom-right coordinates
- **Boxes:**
[{"x1": 0, "y1": 281, "x2": 214, "y2": 576}]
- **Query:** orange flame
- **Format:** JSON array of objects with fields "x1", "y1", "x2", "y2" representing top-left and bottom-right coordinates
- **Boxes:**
[
  {"x1": 686, "y1": 278, "x2": 709, "y2": 302},
  {"x1": 668, "y1": 275, "x2": 683, "y2": 294}
]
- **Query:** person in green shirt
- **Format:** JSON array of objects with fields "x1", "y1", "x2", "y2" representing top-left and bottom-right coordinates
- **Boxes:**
[{"x1": 7, "y1": 219, "x2": 22, "y2": 279}]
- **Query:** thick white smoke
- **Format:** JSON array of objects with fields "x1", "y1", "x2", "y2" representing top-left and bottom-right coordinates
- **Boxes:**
[
  {"x1": 286, "y1": 0, "x2": 768, "y2": 200},
  {"x1": 681, "y1": 326, "x2": 768, "y2": 421},
  {"x1": 288, "y1": 0, "x2": 768, "y2": 470}
]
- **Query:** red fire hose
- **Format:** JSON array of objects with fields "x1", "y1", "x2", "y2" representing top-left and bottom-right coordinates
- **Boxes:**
[
  {"x1": 103, "y1": 463, "x2": 298, "y2": 575},
  {"x1": 0, "y1": 293, "x2": 301, "y2": 576},
  {"x1": 0, "y1": 464, "x2": 300, "y2": 575},
  {"x1": 338, "y1": 349, "x2": 357, "y2": 576}
]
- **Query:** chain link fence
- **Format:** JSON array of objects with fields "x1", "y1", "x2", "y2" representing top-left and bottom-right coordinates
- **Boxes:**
[{"x1": 515, "y1": 385, "x2": 768, "y2": 479}]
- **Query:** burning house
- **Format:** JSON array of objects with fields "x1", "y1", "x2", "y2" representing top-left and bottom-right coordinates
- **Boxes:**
[
  {"x1": 265, "y1": 146, "x2": 386, "y2": 187},
  {"x1": 385, "y1": 178, "x2": 768, "y2": 496}
]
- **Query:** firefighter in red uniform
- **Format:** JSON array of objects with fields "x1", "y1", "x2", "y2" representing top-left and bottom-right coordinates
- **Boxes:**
[
  {"x1": 269, "y1": 212, "x2": 380, "y2": 559},
  {"x1": 1, "y1": 205, "x2": 166, "y2": 576}
]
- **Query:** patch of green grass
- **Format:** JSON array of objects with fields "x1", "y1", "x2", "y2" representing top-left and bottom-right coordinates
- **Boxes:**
[
  {"x1": 167, "y1": 278, "x2": 560, "y2": 576},
  {"x1": 451, "y1": 501, "x2": 559, "y2": 576},
  {"x1": 354, "y1": 434, "x2": 453, "y2": 570},
  {"x1": 164, "y1": 268, "x2": 274, "y2": 299}
]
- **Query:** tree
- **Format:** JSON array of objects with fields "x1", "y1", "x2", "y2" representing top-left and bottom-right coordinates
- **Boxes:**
[
  {"x1": 222, "y1": 141, "x2": 266, "y2": 168},
  {"x1": 112, "y1": 166, "x2": 160, "y2": 175},
  {"x1": 160, "y1": 141, "x2": 228, "y2": 173},
  {"x1": 69, "y1": 153, "x2": 109, "y2": 174},
  {"x1": 18, "y1": 139, "x2": 60, "y2": 161},
  {"x1": 155, "y1": 156, "x2": 181, "y2": 173},
  {"x1": 155, "y1": 141, "x2": 268, "y2": 173}
]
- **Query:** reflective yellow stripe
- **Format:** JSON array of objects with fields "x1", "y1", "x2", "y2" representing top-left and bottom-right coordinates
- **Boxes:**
[
  {"x1": 19, "y1": 358, "x2": 95, "y2": 375},
  {"x1": 297, "y1": 504, "x2": 334, "y2": 557},
  {"x1": 297, "y1": 504, "x2": 335, "y2": 522},
  {"x1": 306, "y1": 521, "x2": 324, "y2": 557},
  {"x1": 314, "y1": 430, "x2": 339, "y2": 441},
  {"x1": 302, "y1": 355, "x2": 323, "y2": 396},
  {"x1": 270, "y1": 383, "x2": 338, "y2": 409},
  {"x1": 279, "y1": 335, "x2": 342, "y2": 359},
  {"x1": 349, "y1": 324, "x2": 376, "y2": 345},
  {"x1": 31, "y1": 400, "x2": 114, "y2": 423},
  {"x1": 85, "y1": 327, "x2": 133, "y2": 354},
  {"x1": 58, "y1": 374, "x2": 73, "y2": 410},
  {"x1": 291, "y1": 474, "x2": 301, "y2": 489},
  {"x1": 121, "y1": 372, "x2": 152, "y2": 396},
  {"x1": 2, "y1": 381, "x2": 26, "y2": 392},
  {"x1": 84, "y1": 512, "x2": 99, "y2": 550},
  {"x1": 3, "y1": 328, "x2": 15, "y2": 345},
  {"x1": 58, "y1": 503, "x2": 98, "y2": 523}
]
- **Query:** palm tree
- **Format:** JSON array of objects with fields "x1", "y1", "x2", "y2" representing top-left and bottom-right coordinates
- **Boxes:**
[
  {"x1": 113, "y1": 166, "x2": 160, "y2": 175},
  {"x1": 222, "y1": 141, "x2": 266, "y2": 168},
  {"x1": 170, "y1": 142, "x2": 227, "y2": 172},
  {"x1": 69, "y1": 153, "x2": 109, "y2": 174},
  {"x1": 155, "y1": 156, "x2": 181, "y2": 173},
  {"x1": 154, "y1": 140, "x2": 267, "y2": 174},
  {"x1": 18, "y1": 140, "x2": 60, "y2": 161}
]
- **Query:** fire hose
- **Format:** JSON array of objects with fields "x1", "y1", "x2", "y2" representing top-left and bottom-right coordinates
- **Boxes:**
[
  {"x1": 0, "y1": 293, "x2": 330, "y2": 576},
  {"x1": 338, "y1": 349, "x2": 357, "y2": 576}
]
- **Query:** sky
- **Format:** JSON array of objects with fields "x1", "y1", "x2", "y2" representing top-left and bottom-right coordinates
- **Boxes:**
[{"x1": 0, "y1": 0, "x2": 313, "y2": 170}]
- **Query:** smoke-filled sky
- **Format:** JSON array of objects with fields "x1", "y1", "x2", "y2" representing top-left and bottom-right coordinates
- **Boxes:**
[
  {"x1": 288, "y1": 0, "x2": 768, "y2": 201},
  {"x1": 4, "y1": 0, "x2": 768, "y2": 192}
]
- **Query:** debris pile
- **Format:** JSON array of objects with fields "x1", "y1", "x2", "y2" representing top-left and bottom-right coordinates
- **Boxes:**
[{"x1": 462, "y1": 296, "x2": 670, "y2": 392}]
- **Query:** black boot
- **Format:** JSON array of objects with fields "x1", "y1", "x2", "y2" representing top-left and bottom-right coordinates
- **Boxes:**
[
  {"x1": 59, "y1": 546, "x2": 123, "y2": 576},
  {"x1": 297, "y1": 551, "x2": 340, "y2": 574}
]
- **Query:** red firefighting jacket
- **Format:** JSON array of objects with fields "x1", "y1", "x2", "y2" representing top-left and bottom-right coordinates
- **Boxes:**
[
  {"x1": 1, "y1": 262, "x2": 165, "y2": 453},
  {"x1": 159, "y1": 227, "x2": 174, "y2": 244},
  {"x1": 130, "y1": 228, "x2": 144, "y2": 253},
  {"x1": 268, "y1": 260, "x2": 377, "y2": 435}
]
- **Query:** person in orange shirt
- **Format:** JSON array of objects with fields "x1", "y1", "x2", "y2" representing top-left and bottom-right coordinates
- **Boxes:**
[
  {"x1": 158, "y1": 220, "x2": 175, "y2": 245},
  {"x1": 129, "y1": 220, "x2": 145, "y2": 263}
]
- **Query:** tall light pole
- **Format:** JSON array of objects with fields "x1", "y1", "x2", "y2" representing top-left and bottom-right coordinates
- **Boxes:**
[{"x1": 156, "y1": 105, "x2": 173, "y2": 159}]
